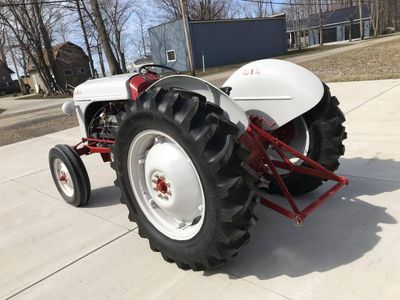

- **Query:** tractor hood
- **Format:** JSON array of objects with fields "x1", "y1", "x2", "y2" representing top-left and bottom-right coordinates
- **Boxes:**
[{"x1": 73, "y1": 73, "x2": 135, "y2": 101}]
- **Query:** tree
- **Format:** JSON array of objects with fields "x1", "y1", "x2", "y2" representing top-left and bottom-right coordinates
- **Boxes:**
[
  {"x1": 154, "y1": 0, "x2": 233, "y2": 20},
  {"x1": 0, "y1": 1, "x2": 61, "y2": 93},
  {"x1": 75, "y1": 0, "x2": 96, "y2": 78},
  {"x1": 134, "y1": 9, "x2": 151, "y2": 57},
  {"x1": 100, "y1": 0, "x2": 137, "y2": 73},
  {"x1": 89, "y1": 0, "x2": 122, "y2": 75}
]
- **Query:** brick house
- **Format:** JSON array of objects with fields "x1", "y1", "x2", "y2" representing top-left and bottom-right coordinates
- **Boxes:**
[{"x1": 27, "y1": 41, "x2": 91, "y2": 93}]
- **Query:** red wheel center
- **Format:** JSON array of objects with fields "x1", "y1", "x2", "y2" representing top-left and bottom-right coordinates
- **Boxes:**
[
  {"x1": 272, "y1": 122, "x2": 296, "y2": 145},
  {"x1": 59, "y1": 172, "x2": 67, "y2": 182},
  {"x1": 156, "y1": 179, "x2": 168, "y2": 194}
]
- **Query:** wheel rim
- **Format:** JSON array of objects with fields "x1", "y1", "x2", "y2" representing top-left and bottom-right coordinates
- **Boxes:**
[
  {"x1": 53, "y1": 158, "x2": 74, "y2": 197},
  {"x1": 127, "y1": 130, "x2": 205, "y2": 241},
  {"x1": 268, "y1": 117, "x2": 310, "y2": 175}
]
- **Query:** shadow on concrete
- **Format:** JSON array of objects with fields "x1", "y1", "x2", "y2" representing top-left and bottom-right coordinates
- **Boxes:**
[
  {"x1": 87, "y1": 186, "x2": 121, "y2": 208},
  {"x1": 211, "y1": 157, "x2": 399, "y2": 279}
]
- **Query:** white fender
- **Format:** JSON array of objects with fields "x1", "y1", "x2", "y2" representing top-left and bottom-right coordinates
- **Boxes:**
[
  {"x1": 149, "y1": 75, "x2": 249, "y2": 133},
  {"x1": 223, "y1": 59, "x2": 324, "y2": 129}
]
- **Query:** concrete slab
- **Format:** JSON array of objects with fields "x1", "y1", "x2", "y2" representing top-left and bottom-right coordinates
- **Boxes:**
[
  {"x1": 328, "y1": 79, "x2": 400, "y2": 114},
  {"x1": 13, "y1": 126, "x2": 134, "y2": 229},
  {"x1": 1, "y1": 78, "x2": 400, "y2": 299},
  {"x1": 0, "y1": 180, "x2": 129, "y2": 299},
  {"x1": 16, "y1": 163, "x2": 134, "y2": 230},
  {"x1": 219, "y1": 176, "x2": 400, "y2": 300},
  {"x1": 335, "y1": 82, "x2": 400, "y2": 181},
  {"x1": 12, "y1": 232, "x2": 287, "y2": 300},
  {"x1": 0, "y1": 174, "x2": 9, "y2": 184},
  {"x1": 0, "y1": 127, "x2": 79, "y2": 179}
]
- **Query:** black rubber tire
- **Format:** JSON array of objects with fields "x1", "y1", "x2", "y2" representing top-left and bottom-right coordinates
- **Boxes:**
[
  {"x1": 269, "y1": 84, "x2": 347, "y2": 195},
  {"x1": 112, "y1": 87, "x2": 257, "y2": 271},
  {"x1": 49, "y1": 144, "x2": 91, "y2": 207}
]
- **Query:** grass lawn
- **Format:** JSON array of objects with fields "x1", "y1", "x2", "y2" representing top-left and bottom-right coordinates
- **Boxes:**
[
  {"x1": 0, "y1": 115, "x2": 78, "y2": 146},
  {"x1": 300, "y1": 37, "x2": 400, "y2": 82},
  {"x1": 197, "y1": 43, "x2": 348, "y2": 77}
]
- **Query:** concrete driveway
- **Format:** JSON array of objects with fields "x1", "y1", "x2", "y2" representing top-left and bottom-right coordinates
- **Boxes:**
[{"x1": 1, "y1": 79, "x2": 399, "y2": 299}]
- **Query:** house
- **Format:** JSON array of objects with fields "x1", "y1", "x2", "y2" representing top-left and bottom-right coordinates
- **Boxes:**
[
  {"x1": 127, "y1": 55, "x2": 153, "y2": 73},
  {"x1": 287, "y1": 5, "x2": 371, "y2": 48},
  {"x1": 27, "y1": 41, "x2": 90, "y2": 93},
  {"x1": 0, "y1": 60, "x2": 15, "y2": 95},
  {"x1": 149, "y1": 15, "x2": 287, "y2": 72}
]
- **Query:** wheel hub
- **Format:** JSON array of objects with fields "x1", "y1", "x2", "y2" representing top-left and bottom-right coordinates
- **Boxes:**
[
  {"x1": 145, "y1": 141, "x2": 203, "y2": 223},
  {"x1": 127, "y1": 130, "x2": 206, "y2": 240},
  {"x1": 151, "y1": 173, "x2": 171, "y2": 200},
  {"x1": 53, "y1": 158, "x2": 74, "y2": 197}
]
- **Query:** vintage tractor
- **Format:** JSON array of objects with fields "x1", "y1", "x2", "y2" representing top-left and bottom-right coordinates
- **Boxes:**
[{"x1": 49, "y1": 59, "x2": 348, "y2": 271}]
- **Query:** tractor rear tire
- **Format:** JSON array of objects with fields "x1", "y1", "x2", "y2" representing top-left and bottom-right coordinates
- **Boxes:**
[
  {"x1": 269, "y1": 84, "x2": 346, "y2": 195},
  {"x1": 112, "y1": 87, "x2": 256, "y2": 271}
]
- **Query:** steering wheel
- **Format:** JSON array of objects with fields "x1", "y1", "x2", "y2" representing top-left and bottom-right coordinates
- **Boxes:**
[{"x1": 138, "y1": 64, "x2": 180, "y2": 81}]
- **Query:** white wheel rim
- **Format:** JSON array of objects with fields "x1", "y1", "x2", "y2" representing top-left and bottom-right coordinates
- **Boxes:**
[
  {"x1": 127, "y1": 130, "x2": 205, "y2": 241},
  {"x1": 53, "y1": 158, "x2": 74, "y2": 197},
  {"x1": 268, "y1": 117, "x2": 310, "y2": 175}
]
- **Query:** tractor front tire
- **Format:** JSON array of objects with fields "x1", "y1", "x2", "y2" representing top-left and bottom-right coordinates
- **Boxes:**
[
  {"x1": 49, "y1": 144, "x2": 91, "y2": 207},
  {"x1": 113, "y1": 87, "x2": 256, "y2": 271}
]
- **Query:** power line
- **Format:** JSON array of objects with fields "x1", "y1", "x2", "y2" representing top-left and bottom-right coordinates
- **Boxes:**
[
  {"x1": 241, "y1": 0, "x2": 398, "y2": 6},
  {"x1": 0, "y1": 0, "x2": 73, "y2": 7}
]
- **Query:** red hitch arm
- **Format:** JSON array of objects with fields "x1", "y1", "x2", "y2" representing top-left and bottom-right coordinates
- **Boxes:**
[{"x1": 241, "y1": 118, "x2": 349, "y2": 225}]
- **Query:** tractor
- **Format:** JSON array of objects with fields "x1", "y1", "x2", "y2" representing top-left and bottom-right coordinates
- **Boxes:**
[{"x1": 49, "y1": 59, "x2": 348, "y2": 271}]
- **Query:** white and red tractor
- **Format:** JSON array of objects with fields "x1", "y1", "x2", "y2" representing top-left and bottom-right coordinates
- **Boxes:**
[{"x1": 49, "y1": 59, "x2": 348, "y2": 271}]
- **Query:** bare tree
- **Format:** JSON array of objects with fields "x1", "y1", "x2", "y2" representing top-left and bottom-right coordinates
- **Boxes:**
[
  {"x1": 0, "y1": 1, "x2": 61, "y2": 93},
  {"x1": 135, "y1": 9, "x2": 150, "y2": 57},
  {"x1": 100, "y1": 0, "x2": 137, "y2": 73},
  {"x1": 154, "y1": 0, "x2": 233, "y2": 20},
  {"x1": 0, "y1": 25, "x2": 7, "y2": 65},
  {"x1": 89, "y1": 0, "x2": 122, "y2": 75},
  {"x1": 74, "y1": 0, "x2": 95, "y2": 77}
]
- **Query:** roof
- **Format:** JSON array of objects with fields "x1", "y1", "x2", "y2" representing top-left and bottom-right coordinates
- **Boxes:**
[
  {"x1": 287, "y1": 5, "x2": 371, "y2": 31},
  {"x1": 134, "y1": 55, "x2": 153, "y2": 65},
  {"x1": 190, "y1": 14, "x2": 286, "y2": 24},
  {"x1": 27, "y1": 41, "x2": 88, "y2": 72},
  {"x1": 0, "y1": 60, "x2": 14, "y2": 74},
  {"x1": 149, "y1": 14, "x2": 286, "y2": 30}
]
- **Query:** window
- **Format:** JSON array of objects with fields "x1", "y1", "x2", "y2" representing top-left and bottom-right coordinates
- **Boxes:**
[
  {"x1": 76, "y1": 67, "x2": 86, "y2": 74},
  {"x1": 63, "y1": 69, "x2": 73, "y2": 76},
  {"x1": 166, "y1": 50, "x2": 176, "y2": 62}
]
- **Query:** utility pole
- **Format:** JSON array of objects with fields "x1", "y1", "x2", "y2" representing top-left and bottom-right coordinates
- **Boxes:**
[
  {"x1": 5, "y1": 33, "x2": 25, "y2": 95},
  {"x1": 318, "y1": 0, "x2": 323, "y2": 46},
  {"x1": 179, "y1": 0, "x2": 195, "y2": 76},
  {"x1": 359, "y1": 0, "x2": 364, "y2": 40}
]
